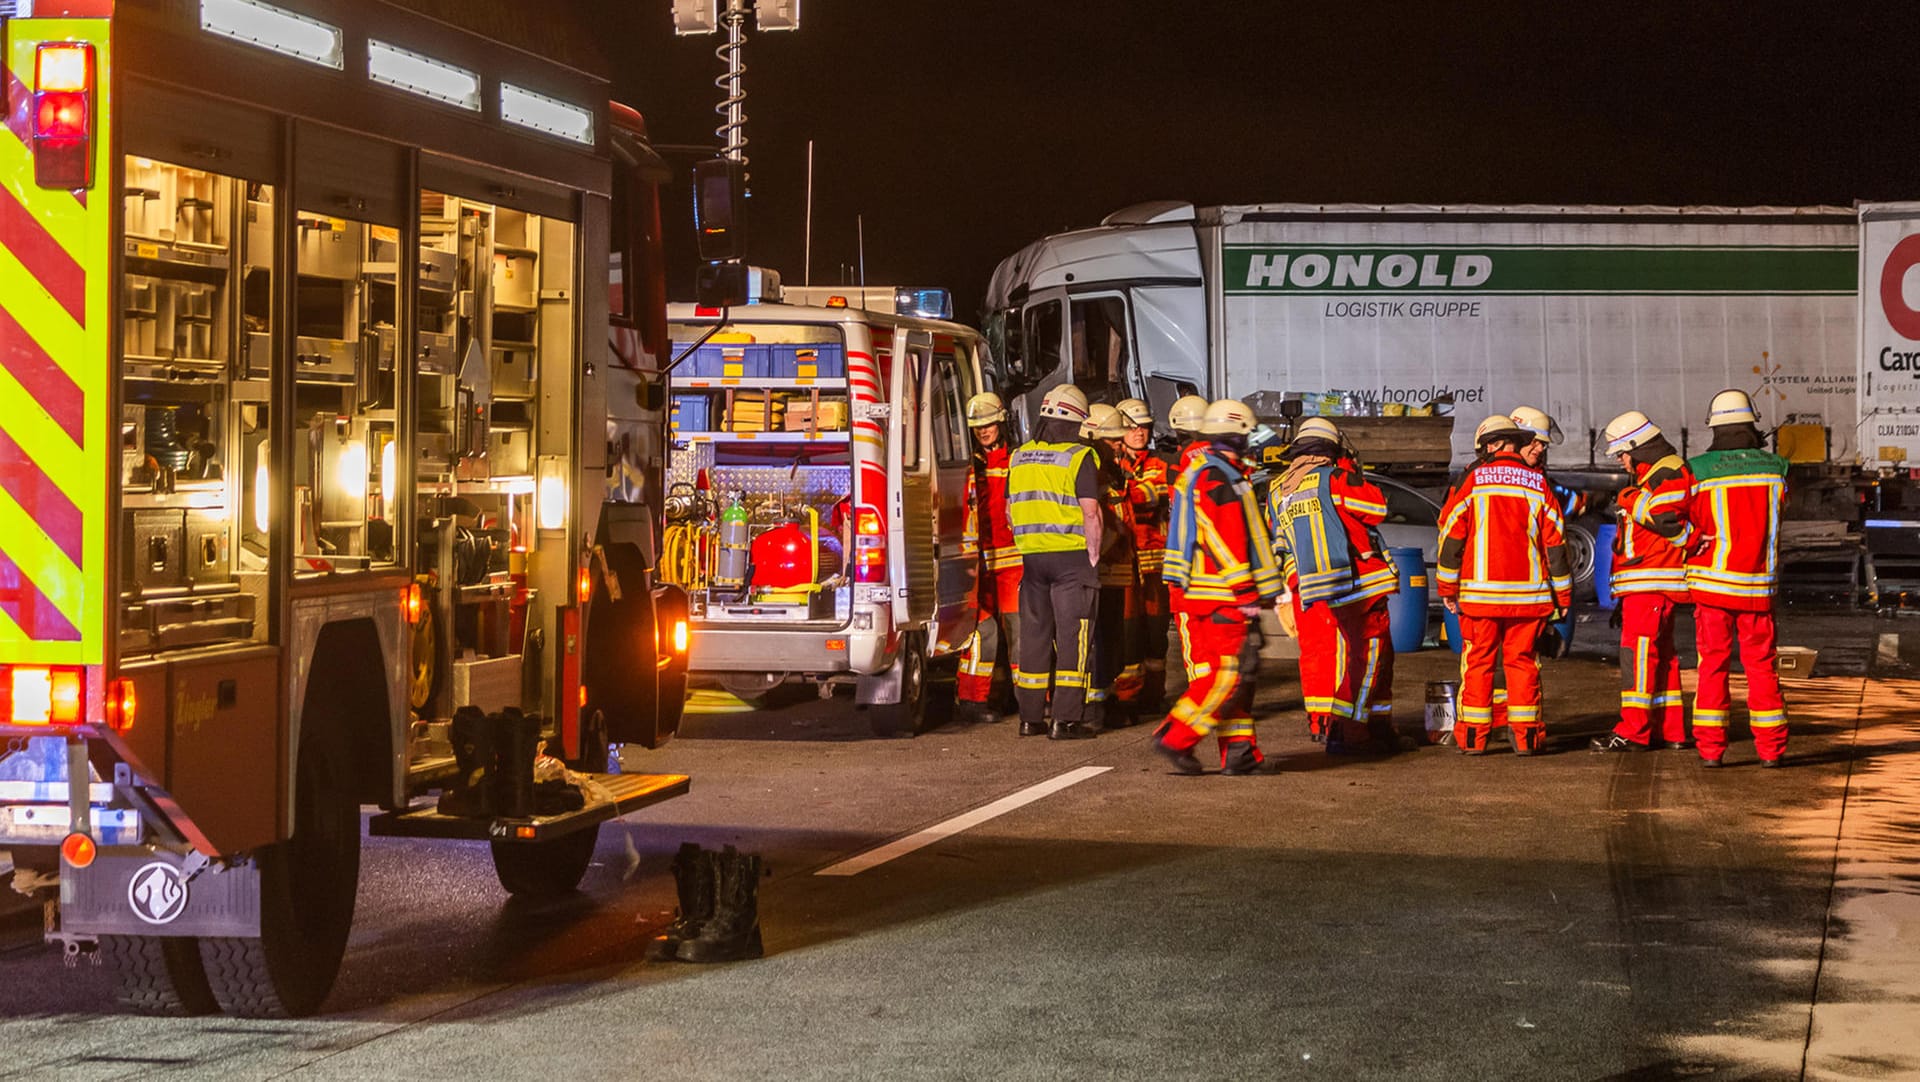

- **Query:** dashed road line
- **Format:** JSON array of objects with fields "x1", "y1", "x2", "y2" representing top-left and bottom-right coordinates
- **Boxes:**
[{"x1": 815, "y1": 765, "x2": 1113, "y2": 877}]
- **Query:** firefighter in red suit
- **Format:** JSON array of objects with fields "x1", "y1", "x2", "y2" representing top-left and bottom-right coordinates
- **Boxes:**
[
  {"x1": 1685, "y1": 389, "x2": 1791, "y2": 767},
  {"x1": 1116, "y1": 398, "x2": 1172, "y2": 708},
  {"x1": 1591, "y1": 411, "x2": 1695, "y2": 753},
  {"x1": 1437, "y1": 415, "x2": 1574, "y2": 756},
  {"x1": 1155, "y1": 399, "x2": 1285, "y2": 775},
  {"x1": 1268, "y1": 418, "x2": 1400, "y2": 752},
  {"x1": 956, "y1": 392, "x2": 1020, "y2": 722}
]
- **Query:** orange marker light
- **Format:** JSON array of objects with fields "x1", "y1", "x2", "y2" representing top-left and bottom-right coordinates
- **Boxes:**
[
  {"x1": 60, "y1": 832, "x2": 96, "y2": 869},
  {"x1": 516, "y1": 825, "x2": 537, "y2": 839},
  {"x1": 404, "y1": 582, "x2": 424, "y2": 625},
  {"x1": 50, "y1": 669, "x2": 82, "y2": 725},
  {"x1": 826, "y1": 295, "x2": 848, "y2": 308},
  {"x1": 106, "y1": 678, "x2": 136, "y2": 733},
  {"x1": 577, "y1": 566, "x2": 594, "y2": 604},
  {"x1": 672, "y1": 619, "x2": 689, "y2": 654}
]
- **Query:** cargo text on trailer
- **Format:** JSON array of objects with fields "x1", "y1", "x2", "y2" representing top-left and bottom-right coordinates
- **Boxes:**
[{"x1": 0, "y1": 0, "x2": 697, "y2": 1017}]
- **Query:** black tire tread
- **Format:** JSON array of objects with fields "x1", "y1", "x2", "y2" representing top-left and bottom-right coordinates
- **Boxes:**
[
  {"x1": 99, "y1": 935, "x2": 218, "y2": 1017},
  {"x1": 197, "y1": 936, "x2": 295, "y2": 1019}
]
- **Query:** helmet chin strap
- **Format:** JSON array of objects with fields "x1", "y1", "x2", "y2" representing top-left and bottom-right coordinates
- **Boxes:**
[{"x1": 1214, "y1": 433, "x2": 1248, "y2": 455}]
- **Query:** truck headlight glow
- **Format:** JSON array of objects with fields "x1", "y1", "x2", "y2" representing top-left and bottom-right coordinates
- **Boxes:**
[{"x1": 201, "y1": 0, "x2": 345, "y2": 70}]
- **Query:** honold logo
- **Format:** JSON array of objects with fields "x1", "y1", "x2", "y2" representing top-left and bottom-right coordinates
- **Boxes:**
[
  {"x1": 1242, "y1": 252, "x2": 1492, "y2": 290},
  {"x1": 1881, "y1": 233, "x2": 1920, "y2": 341}
]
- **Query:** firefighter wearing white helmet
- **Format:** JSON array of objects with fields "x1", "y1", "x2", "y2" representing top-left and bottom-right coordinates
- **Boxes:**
[
  {"x1": 1083, "y1": 403, "x2": 1142, "y2": 726},
  {"x1": 1155, "y1": 398, "x2": 1284, "y2": 774},
  {"x1": 1509, "y1": 405, "x2": 1561, "y2": 470},
  {"x1": 1591, "y1": 411, "x2": 1696, "y2": 755},
  {"x1": 1269, "y1": 414, "x2": 1402, "y2": 751},
  {"x1": 1113, "y1": 397, "x2": 1173, "y2": 707},
  {"x1": 1685, "y1": 388, "x2": 1790, "y2": 767},
  {"x1": 956, "y1": 392, "x2": 1021, "y2": 722},
  {"x1": 1007, "y1": 384, "x2": 1103, "y2": 739},
  {"x1": 1436, "y1": 413, "x2": 1573, "y2": 756}
]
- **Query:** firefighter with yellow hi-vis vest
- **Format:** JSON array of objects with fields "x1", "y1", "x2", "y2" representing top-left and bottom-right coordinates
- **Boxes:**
[
  {"x1": 1009, "y1": 384, "x2": 1103, "y2": 740},
  {"x1": 1154, "y1": 399, "x2": 1285, "y2": 775},
  {"x1": 956, "y1": 392, "x2": 1021, "y2": 723}
]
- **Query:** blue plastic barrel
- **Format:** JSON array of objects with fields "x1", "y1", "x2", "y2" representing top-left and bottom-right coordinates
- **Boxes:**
[
  {"x1": 1593, "y1": 523, "x2": 1619, "y2": 609},
  {"x1": 1386, "y1": 547, "x2": 1429, "y2": 653}
]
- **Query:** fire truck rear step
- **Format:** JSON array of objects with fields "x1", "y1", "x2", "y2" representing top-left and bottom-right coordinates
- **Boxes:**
[{"x1": 368, "y1": 772, "x2": 689, "y2": 843}]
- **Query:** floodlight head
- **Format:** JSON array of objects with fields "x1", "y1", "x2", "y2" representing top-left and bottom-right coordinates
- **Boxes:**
[
  {"x1": 755, "y1": 0, "x2": 801, "y2": 30},
  {"x1": 672, "y1": 0, "x2": 719, "y2": 35}
]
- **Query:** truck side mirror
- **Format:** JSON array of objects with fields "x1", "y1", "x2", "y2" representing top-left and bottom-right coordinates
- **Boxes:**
[{"x1": 692, "y1": 158, "x2": 746, "y2": 264}]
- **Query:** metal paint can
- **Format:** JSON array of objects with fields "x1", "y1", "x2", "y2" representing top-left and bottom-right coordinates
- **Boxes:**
[{"x1": 1424, "y1": 680, "x2": 1458, "y2": 745}]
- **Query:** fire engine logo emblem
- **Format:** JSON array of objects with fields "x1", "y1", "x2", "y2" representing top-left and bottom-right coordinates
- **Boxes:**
[{"x1": 127, "y1": 863, "x2": 189, "y2": 926}]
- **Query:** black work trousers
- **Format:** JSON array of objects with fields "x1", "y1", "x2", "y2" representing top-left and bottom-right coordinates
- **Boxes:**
[{"x1": 1015, "y1": 550, "x2": 1099, "y2": 728}]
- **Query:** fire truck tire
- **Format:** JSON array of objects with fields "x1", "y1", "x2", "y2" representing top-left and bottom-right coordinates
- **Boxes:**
[
  {"x1": 197, "y1": 731, "x2": 360, "y2": 1018},
  {"x1": 99, "y1": 935, "x2": 218, "y2": 1016},
  {"x1": 490, "y1": 823, "x2": 600, "y2": 898},
  {"x1": 865, "y1": 631, "x2": 928, "y2": 738}
]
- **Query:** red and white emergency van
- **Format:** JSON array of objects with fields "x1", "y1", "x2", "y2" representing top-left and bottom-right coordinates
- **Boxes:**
[{"x1": 660, "y1": 295, "x2": 988, "y2": 734}]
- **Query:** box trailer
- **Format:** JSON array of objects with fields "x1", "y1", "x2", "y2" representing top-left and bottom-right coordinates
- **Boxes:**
[{"x1": 986, "y1": 202, "x2": 1862, "y2": 466}]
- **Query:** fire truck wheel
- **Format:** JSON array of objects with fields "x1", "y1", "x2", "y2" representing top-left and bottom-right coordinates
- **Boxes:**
[
  {"x1": 490, "y1": 823, "x2": 600, "y2": 899},
  {"x1": 198, "y1": 732, "x2": 360, "y2": 1018},
  {"x1": 866, "y1": 631, "x2": 928, "y2": 738},
  {"x1": 99, "y1": 935, "x2": 218, "y2": 1016}
]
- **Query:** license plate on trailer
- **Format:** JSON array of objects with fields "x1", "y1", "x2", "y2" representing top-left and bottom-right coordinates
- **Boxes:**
[{"x1": 0, "y1": 805, "x2": 142, "y2": 845}]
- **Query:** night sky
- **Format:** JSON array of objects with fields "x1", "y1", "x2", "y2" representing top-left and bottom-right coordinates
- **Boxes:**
[{"x1": 473, "y1": 1, "x2": 1920, "y2": 319}]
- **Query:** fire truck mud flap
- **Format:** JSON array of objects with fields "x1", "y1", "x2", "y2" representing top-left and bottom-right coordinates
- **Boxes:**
[{"x1": 60, "y1": 852, "x2": 262, "y2": 938}]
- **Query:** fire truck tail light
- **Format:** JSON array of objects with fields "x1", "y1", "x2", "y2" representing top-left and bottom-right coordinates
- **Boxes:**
[
  {"x1": 106, "y1": 678, "x2": 137, "y2": 733},
  {"x1": 35, "y1": 45, "x2": 93, "y2": 93},
  {"x1": 31, "y1": 43, "x2": 95, "y2": 191},
  {"x1": 3, "y1": 665, "x2": 85, "y2": 726},
  {"x1": 672, "y1": 618, "x2": 689, "y2": 654},
  {"x1": 853, "y1": 507, "x2": 887, "y2": 584}
]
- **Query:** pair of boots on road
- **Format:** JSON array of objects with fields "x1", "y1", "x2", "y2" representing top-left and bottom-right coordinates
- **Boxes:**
[{"x1": 647, "y1": 843, "x2": 765, "y2": 963}]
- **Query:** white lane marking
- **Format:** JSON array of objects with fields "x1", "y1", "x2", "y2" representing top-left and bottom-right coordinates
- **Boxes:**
[{"x1": 815, "y1": 765, "x2": 1113, "y2": 877}]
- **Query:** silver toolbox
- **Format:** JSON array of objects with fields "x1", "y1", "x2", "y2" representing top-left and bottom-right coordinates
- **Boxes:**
[
  {"x1": 125, "y1": 510, "x2": 187, "y2": 591},
  {"x1": 184, "y1": 511, "x2": 230, "y2": 585},
  {"x1": 374, "y1": 327, "x2": 456, "y2": 374},
  {"x1": 245, "y1": 330, "x2": 270, "y2": 378},
  {"x1": 296, "y1": 217, "x2": 363, "y2": 280},
  {"x1": 489, "y1": 425, "x2": 533, "y2": 477},
  {"x1": 490, "y1": 348, "x2": 536, "y2": 399},
  {"x1": 141, "y1": 592, "x2": 256, "y2": 651},
  {"x1": 294, "y1": 336, "x2": 359, "y2": 381},
  {"x1": 415, "y1": 430, "x2": 454, "y2": 475},
  {"x1": 419, "y1": 247, "x2": 456, "y2": 292}
]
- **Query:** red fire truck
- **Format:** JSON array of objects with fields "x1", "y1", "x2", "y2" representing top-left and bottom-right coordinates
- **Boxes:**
[{"x1": 0, "y1": 0, "x2": 692, "y2": 1017}]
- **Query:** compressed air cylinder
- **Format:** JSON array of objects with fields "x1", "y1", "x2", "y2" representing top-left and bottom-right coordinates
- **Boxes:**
[{"x1": 714, "y1": 494, "x2": 750, "y2": 590}]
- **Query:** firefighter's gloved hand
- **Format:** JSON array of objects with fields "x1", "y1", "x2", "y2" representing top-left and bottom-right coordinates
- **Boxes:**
[
  {"x1": 1239, "y1": 604, "x2": 1262, "y2": 619},
  {"x1": 1609, "y1": 604, "x2": 1624, "y2": 630}
]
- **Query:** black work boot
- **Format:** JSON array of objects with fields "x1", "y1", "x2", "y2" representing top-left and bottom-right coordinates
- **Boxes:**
[
  {"x1": 490, "y1": 708, "x2": 540, "y2": 818},
  {"x1": 1219, "y1": 742, "x2": 1264, "y2": 776},
  {"x1": 1153, "y1": 733, "x2": 1204, "y2": 775},
  {"x1": 438, "y1": 706, "x2": 496, "y2": 817},
  {"x1": 647, "y1": 844, "x2": 717, "y2": 961},
  {"x1": 677, "y1": 846, "x2": 765, "y2": 963},
  {"x1": 1049, "y1": 720, "x2": 1094, "y2": 740},
  {"x1": 1019, "y1": 718, "x2": 1049, "y2": 736}
]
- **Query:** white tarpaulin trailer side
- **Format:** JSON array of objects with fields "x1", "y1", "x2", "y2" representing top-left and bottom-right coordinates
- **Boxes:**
[
  {"x1": 1203, "y1": 205, "x2": 1859, "y2": 463},
  {"x1": 1858, "y1": 203, "x2": 1920, "y2": 466}
]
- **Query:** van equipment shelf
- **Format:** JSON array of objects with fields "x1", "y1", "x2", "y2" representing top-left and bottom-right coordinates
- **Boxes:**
[{"x1": 369, "y1": 772, "x2": 690, "y2": 843}]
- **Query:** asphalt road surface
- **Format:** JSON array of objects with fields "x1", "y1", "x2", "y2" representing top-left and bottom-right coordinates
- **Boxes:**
[{"x1": 2, "y1": 628, "x2": 1917, "y2": 1080}]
